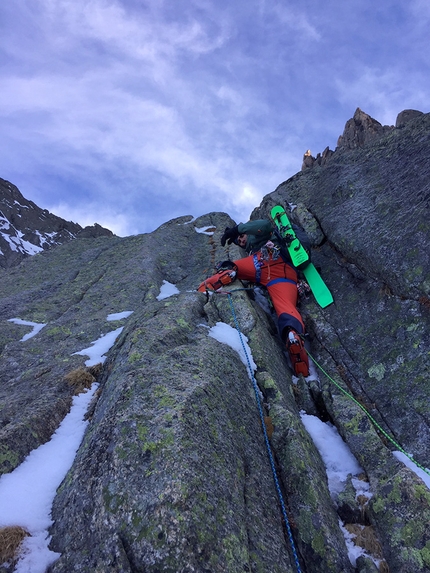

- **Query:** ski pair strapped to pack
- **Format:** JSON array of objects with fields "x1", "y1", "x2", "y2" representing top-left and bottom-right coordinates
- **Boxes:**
[{"x1": 270, "y1": 205, "x2": 334, "y2": 308}]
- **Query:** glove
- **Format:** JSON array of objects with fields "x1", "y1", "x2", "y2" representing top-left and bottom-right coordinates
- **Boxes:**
[{"x1": 221, "y1": 226, "x2": 239, "y2": 246}]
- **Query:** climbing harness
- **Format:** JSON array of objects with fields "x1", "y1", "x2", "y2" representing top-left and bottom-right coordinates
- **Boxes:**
[
  {"x1": 260, "y1": 240, "x2": 281, "y2": 262},
  {"x1": 226, "y1": 293, "x2": 303, "y2": 573},
  {"x1": 252, "y1": 246, "x2": 281, "y2": 284},
  {"x1": 308, "y1": 351, "x2": 430, "y2": 479},
  {"x1": 252, "y1": 253, "x2": 263, "y2": 284}
]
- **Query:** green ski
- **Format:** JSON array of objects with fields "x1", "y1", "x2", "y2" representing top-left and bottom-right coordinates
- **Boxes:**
[
  {"x1": 301, "y1": 264, "x2": 333, "y2": 308},
  {"x1": 270, "y1": 205, "x2": 334, "y2": 308}
]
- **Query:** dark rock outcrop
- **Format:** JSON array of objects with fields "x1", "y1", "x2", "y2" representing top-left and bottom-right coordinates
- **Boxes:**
[
  {"x1": 396, "y1": 109, "x2": 424, "y2": 128},
  {"x1": 0, "y1": 178, "x2": 113, "y2": 269},
  {"x1": 1, "y1": 108, "x2": 429, "y2": 572},
  {"x1": 301, "y1": 146, "x2": 334, "y2": 170},
  {"x1": 336, "y1": 108, "x2": 394, "y2": 150},
  {"x1": 301, "y1": 107, "x2": 419, "y2": 171}
]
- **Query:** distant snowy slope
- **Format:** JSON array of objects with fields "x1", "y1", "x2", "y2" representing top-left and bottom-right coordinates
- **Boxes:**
[{"x1": 0, "y1": 177, "x2": 113, "y2": 269}]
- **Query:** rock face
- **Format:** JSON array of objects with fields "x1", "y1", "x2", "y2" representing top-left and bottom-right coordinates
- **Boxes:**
[
  {"x1": 336, "y1": 107, "x2": 394, "y2": 150},
  {"x1": 0, "y1": 178, "x2": 113, "y2": 269},
  {"x1": 396, "y1": 109, "x2": 424, "y2": 128},
  {"x1": 0, "y1": 109, "x2": 429, "y2": 573},
  {"x1": 301, "y1": 108, "x2": 423, "y2": 170}
]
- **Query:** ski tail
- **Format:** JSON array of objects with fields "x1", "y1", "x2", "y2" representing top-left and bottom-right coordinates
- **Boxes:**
[{"x1": 302, "y1": 263, "x2": 333, "y2": 308}]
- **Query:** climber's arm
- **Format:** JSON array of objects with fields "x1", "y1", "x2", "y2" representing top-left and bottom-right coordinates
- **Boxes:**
[
  {"x1": 237, "y1": 219, "x2": 273, "y2": 238},
  {"x1": 197, "y1": 265, "x2": 238, "y2": 292}
]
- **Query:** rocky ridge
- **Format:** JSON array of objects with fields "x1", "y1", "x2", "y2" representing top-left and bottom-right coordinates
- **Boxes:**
[
  {"x1": 0, "y1": 178, "x2": 113, "y2": 269},
  {"x1": 0, "y1": 108, "x2": 429, "y2": 573}
]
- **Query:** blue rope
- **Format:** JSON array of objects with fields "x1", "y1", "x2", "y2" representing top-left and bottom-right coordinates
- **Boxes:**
[{"x1": 227, "y1": 293, "x2": 303, "y2": 573}]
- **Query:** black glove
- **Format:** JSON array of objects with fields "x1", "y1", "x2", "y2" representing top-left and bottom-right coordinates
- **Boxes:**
[{"x1": 221, "y1": 226, "x2": 239, "y2": 246}]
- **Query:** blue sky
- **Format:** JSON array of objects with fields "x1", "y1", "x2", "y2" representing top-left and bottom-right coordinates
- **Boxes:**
[{"x1": 0, "y1": 0, "x2": 429, "y2": 236}]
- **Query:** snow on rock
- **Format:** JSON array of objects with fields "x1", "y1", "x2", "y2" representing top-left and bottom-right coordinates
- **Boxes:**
[
  {"x1": 107, "y1": 311, "x2": 134, "y2": 321},
  {"x1": 300, "y1": 412, "x2": 364, "y2": 497},
  {"x1": 208, "y1": 321, "x2": 257, "y2": 378},
  {"x1": 0, "y1": 386, "x2": 98, "y2": 573},
  {"x1": 156, "y1": 280, "x2": 180, "y2": 300},
  {"x1": 8, "y1": 318, "x2": 47, "y2": 341},
  {"x1": 195, "y1": 225, "x2": 215, "y2": 235},
  {"x1": 393, "y1": 450, "x2": 430, "y2": 489},
  {"x1": 72, "y1": 327, "x2": 124, "y2": 366}
]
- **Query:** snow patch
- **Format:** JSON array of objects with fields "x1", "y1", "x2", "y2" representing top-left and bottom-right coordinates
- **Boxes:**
[
  {"x1": 0, "y1": 214, "x2": 11, "y2": 230},
  {"x1": 208, "y1": 321, "x2": 256, "y2": 377},
  {"x1": 393, "y1": 450, "x2": 430, "y2": 488},
  {"x1": 8, "y1": 318, "x2": 47, "y2": 341},
  {"x1": 300, "y1": 412, "x2": 363, "y2": 497},
  {"x1": 156, "y1": 280, "x2": 180, "y2": 300},
  {"x1": 195, "y1": 225, "x2": 215, "y2": 235},
  {"x1": 0, "y1": 385, "x2": 98, "y2": 573},
  {"x1": 72, "y1": 327, "x2": 124, "y2": 366},
  {"x1": 107, "y1": 311, "x2": 134, "y2": 321},
  {"x1": 182, "y1": 216, "x2": 197, "y2": 224},
  {"x1": 35, "y1": 230, "x2": 57, "y2": 247},
  {"x1": 1, "y1": 231, "x2": 43, "y2": 255},
  {"x1": 300, "y1": 412, "x2": 382, "y2": 567}
]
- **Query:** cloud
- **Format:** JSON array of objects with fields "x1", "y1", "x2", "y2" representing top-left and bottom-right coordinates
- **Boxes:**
[
  {"x1": 0, "y1": 2, "x2": 297, "y2": 232},
  {"x1": 335, "y1": 65, "x2": 428, "y2": 127},
  {"x1": 410, "y1": 0, "x2": 430, "y2": 19},
  {"x1": 270, "y1": 5, "x2": 322, "y2": 42},
  {"x1": 49, "y1": 200, "x2": 131, "y2": 237},
  {"x1": 0, "y1": 0, "x2": 429, "y2": 236}
]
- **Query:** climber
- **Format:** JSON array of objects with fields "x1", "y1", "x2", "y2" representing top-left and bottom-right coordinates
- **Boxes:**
[{"x1": 198, "y1": 219, "x2": 310, "y2": 377}]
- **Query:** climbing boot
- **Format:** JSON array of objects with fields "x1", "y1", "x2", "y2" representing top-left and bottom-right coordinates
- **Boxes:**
[{"x1": 287, "y1": 330, "x2": 310, "y2": 377}]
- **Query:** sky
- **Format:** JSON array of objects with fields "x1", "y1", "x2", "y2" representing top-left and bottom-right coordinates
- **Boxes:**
[
  {"x1": 0, "y1": 0, "x2": 429, "y2": 236},
  {"x1": 1, "y1": 282, "x2": 430, "y2": 571}
]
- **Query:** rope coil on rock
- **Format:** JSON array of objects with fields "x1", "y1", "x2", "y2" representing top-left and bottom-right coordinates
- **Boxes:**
[{"x1": 226, "y1": 293, "x2": 303, "y2": 573}]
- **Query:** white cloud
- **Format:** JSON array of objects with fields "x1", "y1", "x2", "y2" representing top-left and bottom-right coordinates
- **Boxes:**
[
  {"x1": 39, "y1": 0, "x2": 228, "y2": 65},
  {"x1": 0, "y1": 0, "x2": 429, "y2": 236},
  {"x1": 271, "y1": 5, "x2": 321, "y2": 41},
  {"x1": 335, "y1": 65, "x2": 427, "y2": 127},
  {"x1": 48, "y1": 201, "x2": 132, "y2": 237},
  {"x1": 409, "y1": 0, "x2": 430, "y2": 20}
]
